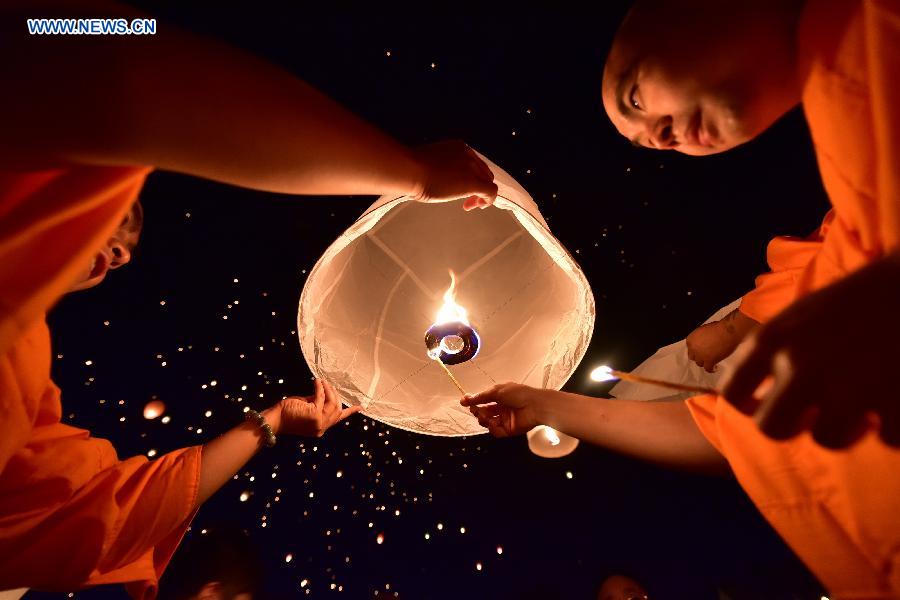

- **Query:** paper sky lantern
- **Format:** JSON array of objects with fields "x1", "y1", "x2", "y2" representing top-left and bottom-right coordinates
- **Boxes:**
[
  {"x1": 297, "y1": 152, "x2": 594, "y2": 436},
  {"x1": 143, "y1": 399, "x2": 166, "y2": 420},
  {"x1": 526, "y1": 425, "x2": 579, "y2": 458}
]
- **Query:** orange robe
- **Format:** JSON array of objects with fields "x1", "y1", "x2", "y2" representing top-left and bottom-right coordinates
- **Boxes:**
[
  {"x1": 689, "y1": 1, "x2": 900, "y2": 596},
  {"x1": 0, "y1": 166, "x2": 202, "y2": 599}
]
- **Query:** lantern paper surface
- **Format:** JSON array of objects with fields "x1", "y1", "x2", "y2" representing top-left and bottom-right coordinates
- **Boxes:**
[{"x1": 298, "y1": 153, "x2": 594, "y2": 436}]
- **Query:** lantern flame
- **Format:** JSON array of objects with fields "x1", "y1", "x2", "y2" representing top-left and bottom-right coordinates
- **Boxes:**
[
  {"x1": 434, "y1": 270, "x2": 470, "y2": 326},
  {"x1": 542, "y1": 426, "x2": 561, "y2": 446},
  {"x1": 590, "y1": 365, "x2": 617, "y2": 382}
]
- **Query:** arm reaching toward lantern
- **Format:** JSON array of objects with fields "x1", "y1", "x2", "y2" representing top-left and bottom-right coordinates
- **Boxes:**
[
  {"x1": 0, "y1": 2, "x2": 497, "y2": 207},
  {"x1": 461, "y1": 384, "x2": 729, "y2": 474},
  {"x1": 198, "y1": 379, "x2": 359, "y2": 505}
]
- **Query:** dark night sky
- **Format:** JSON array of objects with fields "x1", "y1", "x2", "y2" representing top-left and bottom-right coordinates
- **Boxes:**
[{"x1": 32, "y1": 5, "x2": 831, "y2": 600}]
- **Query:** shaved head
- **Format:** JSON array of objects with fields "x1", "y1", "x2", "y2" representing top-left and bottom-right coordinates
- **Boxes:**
[{"x1": 602, "y1": 0, "x2": 804, "y2": 155}]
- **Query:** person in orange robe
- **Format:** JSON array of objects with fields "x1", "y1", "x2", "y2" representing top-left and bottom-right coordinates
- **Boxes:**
[
  {"x1": 0, "y1": 3, "x2": 496, "y2": 597},
  {"x1": 464, "y1": 1, "x2": 900, "y2": 597}
]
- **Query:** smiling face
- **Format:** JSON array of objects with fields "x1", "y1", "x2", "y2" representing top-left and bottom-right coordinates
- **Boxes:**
[
  {"x1": 601, "y1": 0, "x2": 803, "y2": 156},
  {"x1": 70, "y1": 200, "x2": 143, "y2": 292}
]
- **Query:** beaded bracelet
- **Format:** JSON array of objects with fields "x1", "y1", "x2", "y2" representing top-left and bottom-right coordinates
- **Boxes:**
[{"x1": 245, "y1": 409, "x2": 277, "y2": 447}]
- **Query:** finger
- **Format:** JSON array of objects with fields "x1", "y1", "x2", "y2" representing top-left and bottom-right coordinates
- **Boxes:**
[
  {"x1": 811, "y1": 403, "x2": 871, "y2": 450},
  {"x1": 461, "y1": 389, "x2": 500, "y2": 407},
  {"x1": 313, "y1": 378, "x2": 325, "y2": 412},
  {"x1": 485, "y1": 416, "x2": 511, "y2": 438},
  {"x1": 323, "y1": 381, "x2": 342, "y2": 415},
  {"x1": 722, "y1": 334, "x2": 778, "y2": 415},
  {"x1": 462, "y1": 196, "x2": 480, "y2": 211},
  {"x1": 475, "y1": 403, "x2": 506, "y2": 419},
  {"x1": 755, "y1": 351, "x2": 815, "y2": 440},
  {"x1": 338, "y1": 405, "x2": 362, "y2": 421},
  {"x1": 474, "y1": 182, "x2": 498, "y2": 205}
]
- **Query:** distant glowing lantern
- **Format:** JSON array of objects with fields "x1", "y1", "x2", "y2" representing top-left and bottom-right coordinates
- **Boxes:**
[
  {"x1": 298, "y1": 151, "x2": 595, "y2": 436},
  {"x1": 526, "y1": 425, "x2": 579, "y2": 458},
  {"x1": 143, "y1": 399, "x2": 166, "y2": 420}
]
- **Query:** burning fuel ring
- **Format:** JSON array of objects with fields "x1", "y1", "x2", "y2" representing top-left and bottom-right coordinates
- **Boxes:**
[{"x1": 424, "y1": 321, "x2": 480, "y2": 366}]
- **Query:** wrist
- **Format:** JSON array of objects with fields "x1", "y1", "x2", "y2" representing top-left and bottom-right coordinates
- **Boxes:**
[
  {"x1": 404, "y1": 148, "x2": 429, "y2": 201},
  {"x1": 530, "y1": 388, "x2": 567, "y2": 429},
  {"x1": 262, "y1": 404, "x2": 283, "y2": 436},
  {"x1": 731, "y1": 309, "x2": 760, "y2": 336}
]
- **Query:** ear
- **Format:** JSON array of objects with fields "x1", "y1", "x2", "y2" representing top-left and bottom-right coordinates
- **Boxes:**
[{"x1": 195, "y1": 582, "x2": 224, "y2": 600}]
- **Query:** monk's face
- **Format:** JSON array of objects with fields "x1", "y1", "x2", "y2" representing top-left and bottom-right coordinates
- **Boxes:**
[
  {"x1": 601, "y1": 0, "x2": 802, "y2": 156},
  {"x1": 597, "y1": 574, "x2": 648, "y2": 600},
  {"x1": 70, "y1": 200, "x2": 142, "y2": 292}
]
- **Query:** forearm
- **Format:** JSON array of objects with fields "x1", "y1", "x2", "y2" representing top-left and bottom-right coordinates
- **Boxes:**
[
  {"x1": 536, "y1": 391, "x2": 728, "y2": 474},
  {"x1": 723, "y1": 308, "x2": 759, "y2": 338},
  {"x1": 196, "y1": 404, "x2": 281, "y2": 506},
  {"x1": 1, "y1": 3, "x2": 425, "y2": 196}
]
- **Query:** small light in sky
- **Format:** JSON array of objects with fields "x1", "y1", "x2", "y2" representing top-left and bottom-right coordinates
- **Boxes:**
[
  {"x1": 84, "y1": 360, "x2": 93, "y2": 366},
  {"x1": 285, "y1": 554, "x2": 293, "y2": 563},
  {"x1": 376, "y1": 533, "x2": 384, "y2": 545},
  {"x1": 147, "y1": 449, "x2": 157, "y2": 458},
  {"x1": 476, "y1": 562, "x2": 482, "y2": 571},
  {"x1": 161, "y1": 415, "x2": 171, "y2": 424},
  {"x1": 566, "y1": 471, "x2": 574, "y2": 479},
  {"x1": 239, "y1": 491, "x2": 250, "y2": 502},
  {"x1": 205, "y1": 410, "x2": 212, "y2": 417},
  {"x1": 497, "y1": 546, "x2": 503, "y2": 555}
]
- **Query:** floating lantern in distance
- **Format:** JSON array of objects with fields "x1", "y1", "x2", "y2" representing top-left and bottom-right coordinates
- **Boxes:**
[
  {"x1": 527, "y1": 425, "x2": 579, "y2": 458},
  {"x1": 143, "y1": 399, "x2": 166, "y2": 420}
]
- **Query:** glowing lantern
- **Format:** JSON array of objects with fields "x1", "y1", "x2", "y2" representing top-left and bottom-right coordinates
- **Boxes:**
[
  {"x1": 526, "y1": 425, "x2": 579, "y2": 458},
  {"x1": 298, "y1": 152, "x2": 594, "y2": 436},
  {"x1": 142, "y1": 399, "x2": 166, "y2": 420}
]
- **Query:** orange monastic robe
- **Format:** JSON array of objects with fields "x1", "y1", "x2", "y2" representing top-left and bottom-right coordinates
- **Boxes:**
[
  {"x1": 0, "y1": 166, "x2": 201, "y2": 599},
  {"x1": 689, "y1": 1, "x2": 900, "y2": 597}
]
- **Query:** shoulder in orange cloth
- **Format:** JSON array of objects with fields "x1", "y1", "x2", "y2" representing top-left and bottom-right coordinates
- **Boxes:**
[
  {"x1": 0, "y1": 166, "x2": 201, "y2": 599},
  {"x1": 690, "y1": 0, "x2": 900, "y2": 596}
]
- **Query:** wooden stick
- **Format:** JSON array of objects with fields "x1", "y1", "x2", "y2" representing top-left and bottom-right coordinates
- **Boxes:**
[
  {"x1": 434, "y1": 357, "x2": 468, "y2": 396},
  {"x1": 610, "y1": 369, "x2": 718, "y2": 396}
]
